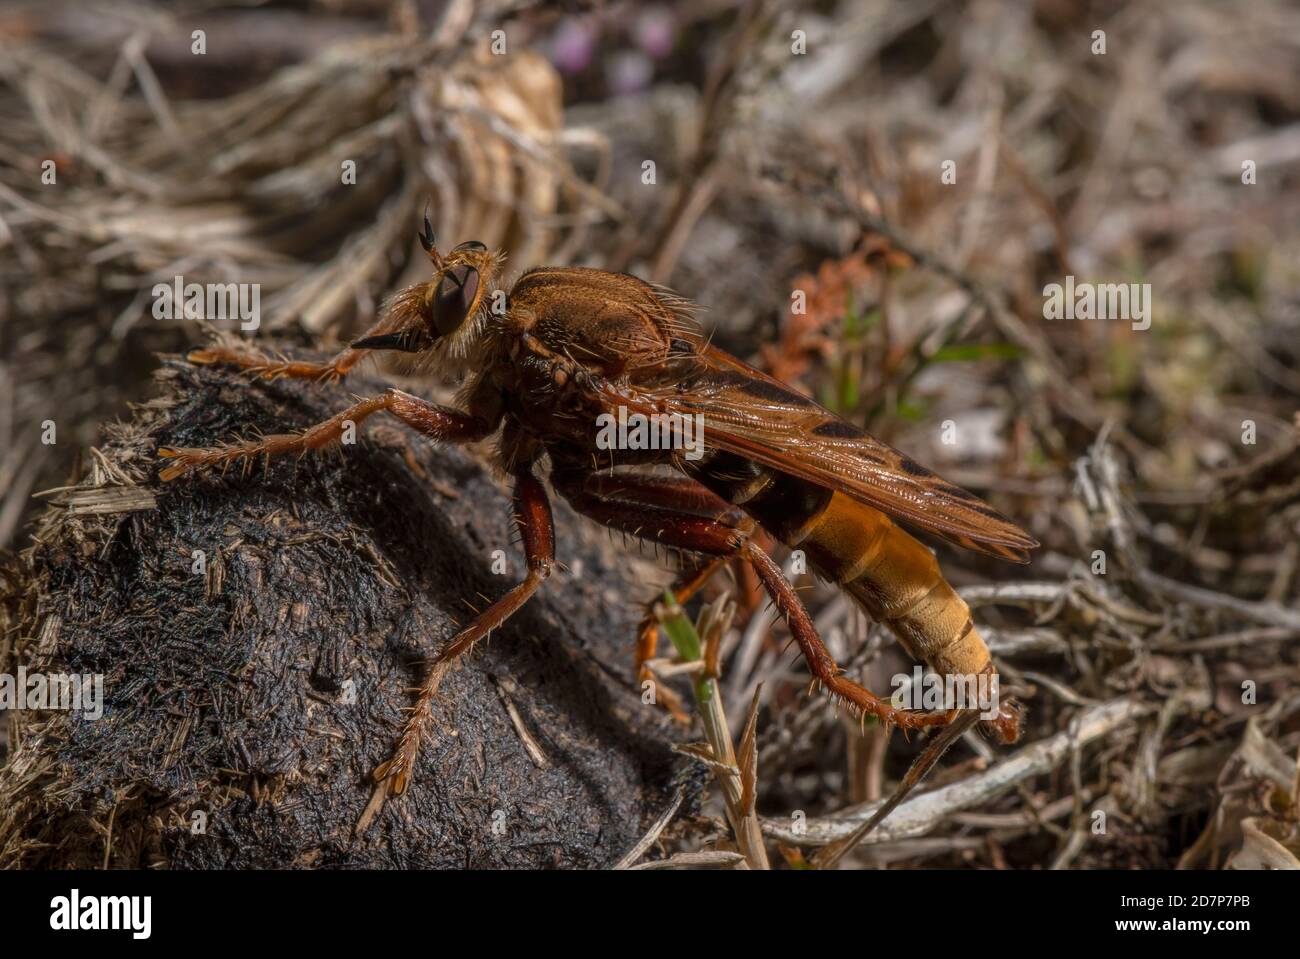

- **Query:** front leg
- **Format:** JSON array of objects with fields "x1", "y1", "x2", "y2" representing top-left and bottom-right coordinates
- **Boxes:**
[
  {"x1": 159, "y1": 388, "x2": 491, "y2": 480},
  {"x1": 186, "y1": 305, "x2": 426, "y2": 383},
  {"x1": 186, "y1": 342, "x2": 365, "y2": 384}
]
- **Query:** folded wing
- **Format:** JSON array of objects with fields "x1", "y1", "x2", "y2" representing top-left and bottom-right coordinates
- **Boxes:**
[{"x1": 608, "y1": 346, "x2": 1038, "y2": 563}]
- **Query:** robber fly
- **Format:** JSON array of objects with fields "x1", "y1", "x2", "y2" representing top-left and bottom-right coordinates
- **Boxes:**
[{"x1": 159, "y1": 215, "x2": 1037, "y2": 810}]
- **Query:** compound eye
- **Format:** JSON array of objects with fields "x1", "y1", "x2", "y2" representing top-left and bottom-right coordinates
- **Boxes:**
[
  {"x1": 453, "y1": 240, "x2": 487, "y2": 253},
  {"x1": 432, "y1": 264, "x2": 480, "y2": 336}
]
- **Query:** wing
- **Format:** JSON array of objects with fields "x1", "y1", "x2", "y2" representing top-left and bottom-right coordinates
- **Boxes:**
[{"x1": 606, "y1": 345, "x2": 1039, "y2": 563}]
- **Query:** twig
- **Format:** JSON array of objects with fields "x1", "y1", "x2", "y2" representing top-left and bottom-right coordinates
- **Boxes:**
[
  {"x1": 657, "y1": 592, "x2": 770, "y2": 870},
  {"x1": 763, "y1": 698, "x2": 1151, "y2": 846},
  {"x1": 812, "y1": 710, "x2": 982, "y2": 869},
  {"x1": 614, "y1": 786, "x2": 686, "y2": 870},
  {"x1": 629, "y1": 850, "x2": 746, "y2": 870}
]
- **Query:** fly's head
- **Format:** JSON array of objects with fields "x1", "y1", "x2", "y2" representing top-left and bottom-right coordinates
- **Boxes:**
[{"x1": 354, "y1": 213, "x2": 504, "y2": 361}]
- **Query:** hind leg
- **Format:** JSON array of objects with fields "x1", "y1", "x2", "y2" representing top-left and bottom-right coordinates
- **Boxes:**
[{"x1": 553, "y1": 470, "x2": 959, "y2": 733}]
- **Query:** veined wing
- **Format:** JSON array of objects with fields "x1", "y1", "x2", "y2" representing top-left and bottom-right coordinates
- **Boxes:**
[{"x1": 605, "y1": 345, "x2": 1038, "y2": 563}]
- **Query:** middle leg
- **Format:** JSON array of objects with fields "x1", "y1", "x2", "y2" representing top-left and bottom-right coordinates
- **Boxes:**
[{"x1": 374, "y1": 468, "x2": 556, "y2": 797}]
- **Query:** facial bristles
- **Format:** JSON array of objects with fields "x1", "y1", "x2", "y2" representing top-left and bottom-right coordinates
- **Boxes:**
[{"x1": 377, "y1": 285, "x2": 432, "y2": 345}]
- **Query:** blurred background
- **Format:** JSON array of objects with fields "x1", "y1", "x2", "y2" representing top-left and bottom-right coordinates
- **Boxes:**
[{"x1": 1, "y1": 0, "x2": 1298, "y2": 868}]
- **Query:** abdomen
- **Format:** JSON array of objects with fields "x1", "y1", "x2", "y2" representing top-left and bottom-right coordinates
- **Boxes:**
[{"x1": 691, "y1": 452, "x2": 991, "y2": 678}]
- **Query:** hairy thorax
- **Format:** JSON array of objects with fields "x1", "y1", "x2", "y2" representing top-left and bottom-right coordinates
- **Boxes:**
[{"x1": 488, "y1": 266, "x2": 699, "y2": 465}]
